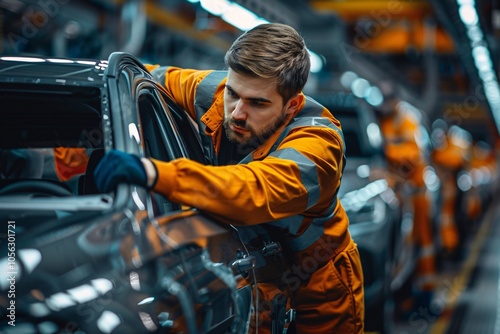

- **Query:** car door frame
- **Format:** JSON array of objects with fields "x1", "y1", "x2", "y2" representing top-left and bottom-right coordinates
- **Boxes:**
[{"x1": 106, "y1": 52, "x2": 255, "y2": 333}]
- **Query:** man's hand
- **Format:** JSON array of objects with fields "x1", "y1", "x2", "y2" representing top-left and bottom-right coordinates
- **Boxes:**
[{"x1": 94, "y1": 149, "x2": 149, "y2": 193}]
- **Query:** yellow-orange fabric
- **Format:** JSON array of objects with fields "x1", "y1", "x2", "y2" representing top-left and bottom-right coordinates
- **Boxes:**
[
  {"x1": 436, "y1": 171, "x2": 460, "y2": 252},
  {"x1": 289, "y1": 238, "x2": 364, "y2": 333},
  {"x1": 431, "y1": 136, "x2": 464, "y2": 169},
  {"x1": 53, "y1": 147, "x2": 89, "y2": 181},
  {"x1": 412, "y1": 185, "x2": 436, "y2": 291},
  {"x1": 146, "y1": 65, "x2": 364, "y2": 332},
  {"x1": 250, "y1": 235, "x2": 363, "y2": 334}
]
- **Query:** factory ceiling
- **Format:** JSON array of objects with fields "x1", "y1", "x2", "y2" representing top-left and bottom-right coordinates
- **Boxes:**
[{"x1": 2, "y1": 0, "x2": 499, "y2": 142}]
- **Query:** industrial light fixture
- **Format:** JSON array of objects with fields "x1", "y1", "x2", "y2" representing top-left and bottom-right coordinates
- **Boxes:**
[
  {"x1": 199, "y1": 0, "x2": 267, "y2": 31},
  {"x1": 457, "y1": 0, "x2": 500, "y2": 132},
  {"x1": 340, "y1": 71, "x2": 384, "y2": 107},
  {"x1": 187, "y1": 0, "x2": 324, "y2": 73}
]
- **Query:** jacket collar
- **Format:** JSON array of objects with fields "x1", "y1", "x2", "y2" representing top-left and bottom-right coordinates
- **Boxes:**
[{"x1": 200, "y1": 91, "x2": 225, "y2": 135}]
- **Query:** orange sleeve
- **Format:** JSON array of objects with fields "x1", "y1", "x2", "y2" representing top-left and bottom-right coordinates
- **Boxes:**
[
  {"x1": 151, "y1": 157, "x2": 304, "y2": 225},
  {"x1": 150, "y1": 126, "x2": 344, "y2": 226},
  {"x1": 145, "y1": 64, "x2": 218, "y2": 121}
]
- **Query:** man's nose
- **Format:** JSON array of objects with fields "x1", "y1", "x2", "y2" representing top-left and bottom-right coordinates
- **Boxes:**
[{"x1": 232, "y1": 99, "x2": 247, "y2": 119}]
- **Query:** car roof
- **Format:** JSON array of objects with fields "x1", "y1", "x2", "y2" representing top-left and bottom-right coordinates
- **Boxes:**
[
  {"x1": 0, "y1": 56, "x2": 110, "y2": 150},
  {"x1": 0, "y1": 56, "x2": 107, "y2": 87}
]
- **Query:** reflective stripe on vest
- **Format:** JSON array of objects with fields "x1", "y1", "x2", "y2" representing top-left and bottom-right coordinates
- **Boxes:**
[
  {"x1": 243, "y1": 97, "x2": 346, "y2": 251},
  {"x1": 195, "y1": 70, "x2": 228, "y2": 164},
  {"x1": 152, "y1": 68, "x2": 226, "y2": 164},
  {"x1": 267, "y1": 192, "x2": 339, "y2": 251},
  {"x1": 270, "y1": 148, "x2": 320, "y2": 209}
]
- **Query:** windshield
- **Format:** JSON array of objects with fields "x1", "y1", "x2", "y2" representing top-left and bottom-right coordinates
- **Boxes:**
[{"x1": 0, "y1": 83, "x2": 111, "y2": 215}]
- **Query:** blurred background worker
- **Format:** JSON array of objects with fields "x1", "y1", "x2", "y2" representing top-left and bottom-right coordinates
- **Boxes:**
[
  {"x1": 465, "y1": 140, "x2": 498, "y2": 223},
  {"x1": 430, "y1": 121, "x2": 470, "y2": 261},
  {"x1": 53, "y1": 147, "x2": 89, "y2": 182},
  {"x1": 375, "y1": 81, "x2": 436, "y2": 315}
]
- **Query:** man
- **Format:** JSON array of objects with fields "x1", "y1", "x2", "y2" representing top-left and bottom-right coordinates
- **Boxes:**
[{"x1": 95, "y1": 23, "x2": 364, "y2": 333}]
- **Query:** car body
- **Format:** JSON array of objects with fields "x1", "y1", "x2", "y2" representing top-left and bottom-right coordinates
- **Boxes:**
[
  {"x1": 0, "y1": 53, "x2": 292, "y2": 334},
  {"x1": 314, "y1": 93, "x2": 417, "y2": 333}
]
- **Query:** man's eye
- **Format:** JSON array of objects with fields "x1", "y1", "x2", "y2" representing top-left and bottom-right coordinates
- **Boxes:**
[{"x1": 250, "y1": 100, "x2": 264, "y2": 107}]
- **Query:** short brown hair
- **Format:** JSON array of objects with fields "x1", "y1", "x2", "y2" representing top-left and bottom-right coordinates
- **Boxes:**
[{"x1": 224, "y1": 23, "x2": 311, "y2": 102}]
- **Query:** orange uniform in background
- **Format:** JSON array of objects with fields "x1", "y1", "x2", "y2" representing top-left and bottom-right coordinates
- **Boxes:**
[
  {"x1": 378, "y1": 99, "x2": 436, "y2": 311},
  {"x1": 431, "y1": 124, "x2": 469, "y2": 257},
  {"x1": 466, "y1": 141, "x2": 497, "y2": 221},
  {"x1": 53, "y1": 147, "x2": 89, "y2": 181}
]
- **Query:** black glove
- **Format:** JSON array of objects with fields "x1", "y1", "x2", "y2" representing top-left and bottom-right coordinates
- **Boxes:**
[{"x1": 94, "y1": 149, "x2": 147, "y2": 193}]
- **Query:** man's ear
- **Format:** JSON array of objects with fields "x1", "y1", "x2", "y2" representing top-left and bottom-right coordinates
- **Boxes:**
[{"x1": 285, "y1": 93, "x2": 304, "y2": 115}]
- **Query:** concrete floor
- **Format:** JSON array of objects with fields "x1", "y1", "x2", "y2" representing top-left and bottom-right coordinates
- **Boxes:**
[{"x1": 393, "y1": 192, "x2": 500, "y2": 334}]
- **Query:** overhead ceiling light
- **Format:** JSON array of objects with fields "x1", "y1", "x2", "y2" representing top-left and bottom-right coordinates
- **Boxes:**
[
  {"x1": 340, "y1": 71, "x2": 358, "y2": 89},
  {"x1": 340, "y1": 71, "x2": 384, "y2": 107},
  {"x1": 457, "y1": 0, "x2": 500, "y2": 133},
  {"x1": 366, "y1": 122, "x2": 383, "y2": 148},
  {"x1": 351, "y1": 78, "x2": 370, "y2": 98},
  {"x1": 200, "y1": 0, "x2": 267, "y2": 31},
  {"x1": 458, "y1": 4, "x2": 479, "y2": 25},
  {"x1": 192, "y1": 0, "x2": 324, "y2": 72},
  {"x1": 199, "y1": 0, "x2": 267, "y2": 31},
  {"x1": 365, "y1": 86, "x2": 384, "y2": 107},
  {"x1": 309, "y1": 51, "x2": 324, "y2": 73}
]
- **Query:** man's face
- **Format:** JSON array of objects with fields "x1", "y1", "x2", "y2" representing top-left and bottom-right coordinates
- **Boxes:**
[{"x1": 223, "y1": 69, "x2": 295, "y2": 148}]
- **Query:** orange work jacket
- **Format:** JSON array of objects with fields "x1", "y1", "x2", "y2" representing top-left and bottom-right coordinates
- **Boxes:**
[
  {"x1": 380, "y1": 107, "x2": 423, "y2": 165},
  {"x1": 379, "y1": 104, "x2": 428, "y2": 185},
  {"x1": 145, "y1": 65, "x2": 350, "y2": 264},
  {"x1": 53, "y1": 147, "x2": 89, "y2": 181},
  {"x1": 431, "y1": 133, "x2": 467, "y2": 171}
]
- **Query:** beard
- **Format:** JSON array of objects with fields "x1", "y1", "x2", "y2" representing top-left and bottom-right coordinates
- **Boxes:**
[{"x1": 223, "y1": 110, "x2": 289, "y2": 153}]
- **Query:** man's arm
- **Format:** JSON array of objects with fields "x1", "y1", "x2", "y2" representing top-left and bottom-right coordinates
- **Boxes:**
[
  {"x1": 150, "y1": 126, "x2": 344, "y2": 225},
  {"x1": 94, "y1": 127, "x2": 344, "y2": 225},
  {"x1": 145, "y1": 65, "x2": 219, "y2": 121}
]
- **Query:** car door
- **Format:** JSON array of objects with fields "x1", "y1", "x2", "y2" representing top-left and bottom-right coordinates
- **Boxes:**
[{"x1": 107, "y1": 52, "x2": 255, "y2": 333}]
